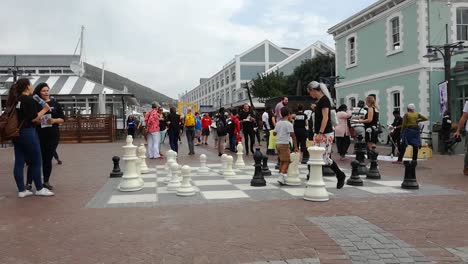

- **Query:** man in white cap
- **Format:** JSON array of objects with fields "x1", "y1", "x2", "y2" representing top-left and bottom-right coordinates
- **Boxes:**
[{"x1": 394, "y1": 103, "x2": 427, "y2": 164}]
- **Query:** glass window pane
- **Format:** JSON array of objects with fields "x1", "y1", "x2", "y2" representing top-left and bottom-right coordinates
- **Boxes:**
[{"x1": 463, "y1": 9, "x2": 468, "y2": 24}]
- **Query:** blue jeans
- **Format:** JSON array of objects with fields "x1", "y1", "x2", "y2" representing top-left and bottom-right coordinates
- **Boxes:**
[
  {"x1": 229, "y1": 133, "x2": 237, "y2": 151},
  {"x1": 12, "y1": 128, "x2": 43, "y2": 192},
  {"x1": 185, "y1": 127, "x2": 195, "y2": 154}
]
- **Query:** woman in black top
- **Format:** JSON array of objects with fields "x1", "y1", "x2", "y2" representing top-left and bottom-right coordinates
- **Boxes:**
[
  {"x1": 239, "y1": 103, "x2": 256, "y2": 155},
  {"x1": 357, "y1": 95, "x2": 380, "y2": 150},
  {"x1": 166, "y1": 107, "x2": 181, "y2": 153},
  {"x1": 307, "y1": 81, "x2": 346, "y2": 189},
  {"x1": 8, "y1": 79, "x2": 54, "y2": 197},
  {"x1": 26, "y1": 83, "x2": 65, "y2": 191},
  {"x1": 158, "y1": 108, "x2": 167, "y2": 153}
]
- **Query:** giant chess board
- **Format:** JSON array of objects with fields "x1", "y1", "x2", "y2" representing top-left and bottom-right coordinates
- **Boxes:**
[{"x1": 87, "y1": 163, "x2": 463, "y2": 208}]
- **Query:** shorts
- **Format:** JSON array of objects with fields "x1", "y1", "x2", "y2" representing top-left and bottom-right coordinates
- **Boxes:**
[
  {"x1": 276, "y1": 144, "x2": 290, "y2": 162},
  {"x1": 202, "y1": 128, "x2": 210, "y2": 136},
  {"x1": 195, "y1": 129, "x2": 202, "y2": 138}
]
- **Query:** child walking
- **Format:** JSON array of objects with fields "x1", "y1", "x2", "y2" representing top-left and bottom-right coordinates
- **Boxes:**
[{"x1": 274, "y1": 107, "x2": 298, "y2": 185}]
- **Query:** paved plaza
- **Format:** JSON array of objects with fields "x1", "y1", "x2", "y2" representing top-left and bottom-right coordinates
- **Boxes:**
[{"x1": 1, "y1": 139, "x2": 468, "y2": 264}]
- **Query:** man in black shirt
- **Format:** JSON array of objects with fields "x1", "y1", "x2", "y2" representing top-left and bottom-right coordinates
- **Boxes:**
[
  {"x1": 293, "y1": 104, "x2": 308, "y2": 163},
  {"x1": 389, "y1": 110, "x2": 402, "y2": 156},
  {"x1": 239, "y1": 103, "x2": 256, "y2": 155},
  {"x1": 166, "y1": 107, "x2": 181, "y2": 153}
]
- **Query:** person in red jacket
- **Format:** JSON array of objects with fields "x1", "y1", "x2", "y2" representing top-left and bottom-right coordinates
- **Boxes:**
[
  {"x1": 227, "y1": 109, "x2": 241, "y2": 152},
  {"x1": 201, "y1": 113, "x2": 212, "y2": 145}
]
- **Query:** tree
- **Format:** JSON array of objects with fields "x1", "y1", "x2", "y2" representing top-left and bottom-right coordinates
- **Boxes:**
[
  {"x1": 289, "y1": 54, "x2": 335, "y2": 96},
  {"x1": 250, "y1": 71, "x2": 288, "y2": 102}
]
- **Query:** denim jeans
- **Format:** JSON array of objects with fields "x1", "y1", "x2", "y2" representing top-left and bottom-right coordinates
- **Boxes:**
[
  {"x1": 185, "y1": 127, "x2": 195, "y2": 154},
  {"x1": 12, "y1": 128, "x2": 43, "y2": 192},
  {"x1": 229, "y1": 133, "x2": 237, "y2": 152}
]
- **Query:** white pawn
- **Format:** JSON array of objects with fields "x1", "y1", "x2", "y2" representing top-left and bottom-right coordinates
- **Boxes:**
[
  {"x1": 235, "y1": 143, "x2": 246, "y2": 168},
  {"x1": 164, "y1": 159, "x2": 176, "y2": 184},
  {"x1": 285, "y1": 152, "x2": 301, "y2": 186},
  {"x1": 304, "y1": 146, "x2": 329, "y2": 202},
  {"x1": 167, "y1": 163, "x2": 181, "y2": 191},
  {"x1": 177, "y1": 165, "x2": 196, "y2": 196},
  {"x1": 223, "y1": 155, "x2": 236, "y2": 179},
  {"x1": 220, "y1": 154, "x2": 228, "y2": 175},
  {"x1": 138, "y1": 144, "x2": 151, "y2": 174},
  {"x1": 198, "y1": 154, "x2": 210, "y2": 174}
]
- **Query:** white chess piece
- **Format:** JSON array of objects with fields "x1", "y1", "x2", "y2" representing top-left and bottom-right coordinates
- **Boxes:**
[
  {"x1": 223, "y1": 155, "x2": 236, "y2": 179},
  {"x1": 138, "y1": 144, "x2": 151, "y2": 174},
  {"x1": 303, "y1": 146, "x2": 329, "y2": 202},
  {"x1": 177, "y1": 165, "x2": 196, "y2": 196},
  {"x1": 285, "y1": 152, "x2": 301, "y2": 186},
  {"x1": 119, "y1": 136, "x2": 144, "y2": 192},
  {"x1": 198, "y1": 154, "x2": 210, "y2": 174},
  {"x1": 235, "y1": 143, "x2": 246, "y2": 168},
  {"x1": 164, "y1": 159, "x2": 176, "y2": 184},
  {"x1": 167, "y1": 163, "x2": 181, "y2": 191},
  {"x1": 220, "y1": 154, "x2": 228, "y2": 175}
]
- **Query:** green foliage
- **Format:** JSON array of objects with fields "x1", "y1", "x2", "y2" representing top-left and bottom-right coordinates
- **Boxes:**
[
  {"x1": 251, "y1": 71, "x2": 288, "y2": 102},
  {"x1": 250, "y1": 54, "x2": 335, "y2": 99}
]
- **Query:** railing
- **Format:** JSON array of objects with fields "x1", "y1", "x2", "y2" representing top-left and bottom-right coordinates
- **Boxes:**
[{"x1": 60, "y1": 114, "x2": 116, "y2": 143}]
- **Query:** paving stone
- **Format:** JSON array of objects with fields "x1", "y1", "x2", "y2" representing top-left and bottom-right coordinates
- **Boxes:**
[
  {"x1": 268, "y1": 261, "x2": 287, "y2": 264},
  {"x1": 382, "y1": 259, "x2": 400, "y2": 264},
  {"x1": 398, "y1": 257, "x2": 415, "y2": 263},
  {"x1": 285, "y1": 259, "x2": 304, "y2": 264},
  {"x1": 301, "y1": 258, "x2": 320, "y2": 264}
]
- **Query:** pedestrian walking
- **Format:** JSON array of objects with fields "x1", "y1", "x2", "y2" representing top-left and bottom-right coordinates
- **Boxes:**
[
  {"x1": 389, "y1": 110, "x2": 402, "y2": 156},
  {"x1": 335, "y1": 104, "x2": 352, "y2": 160},
  {"x1": 215, "y1": 108, "x2": 228, "y2": 156},
  {"x1": 239, "y1": 104, "x2": 256, "y2": 155},
  {"x1": 183, "y1": 108, "x2": 196, "y2": 155},
  {"x1": 126, "y1": 115, "x2": 137, "y2": 139},
  {"x1": 201, "y1": 113, "x2": 212, "y2": 145},
  {"x1": 307, "y1": 81, "x2": 346, "y2": 189},
  {"x1": 166, "y1": 107, "x2": 181, "y2": 153},
  {"x1": 145, "y1": 103, "x2": 162, "y2": 159}
]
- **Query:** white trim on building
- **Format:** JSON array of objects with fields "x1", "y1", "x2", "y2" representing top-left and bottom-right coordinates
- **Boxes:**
[
  {"x1": 386, "y1": 11, "x2": 404, "y2": 56},
  {"x1": 386, "y1": 86, "x2": 405, "y2": 123},
  {"x1": 345, "y1": 33, "x2": 358, "y2": 69}
]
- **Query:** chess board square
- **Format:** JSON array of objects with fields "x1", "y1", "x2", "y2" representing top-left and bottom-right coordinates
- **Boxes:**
[
  {"x1": 108, "y1": 194, "x2": 157, "y2": 204},
  {"x1": 157, "y1": 187, "x2": 174, "y2": 194},
  {"x1": 141, "y1": 174, "x2": 157, "y2": 179},
  {"x1": 202, "y1": 190, "x2": 249, "y2": 199},
  {"x1": 372, "y1": 181, "x2": 403, "y2": 187},
  {"x1": 234, "y1": 183, "x2": 278, "y2": 190},
  {"x1": 229, "y1": 175, "x2": 253, "y2": 180},
  {"x1": 356, "y1": 186, "x2": 410, "y2": 194},
  {"x1": 156, "y1": 177, "x2": 167, "y2": 182},
  {"x1": 281, "y1": 187, "x2": 306, "y2": 196},
  {"x1": 143, "y1": 182, "x2": 157, "y2": 188},
  {"x1": 193, "y1": 180, "x2": 231, "y2": 186}
]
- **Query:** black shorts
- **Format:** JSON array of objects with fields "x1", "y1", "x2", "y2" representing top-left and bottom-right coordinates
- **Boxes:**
[{"x1": 202, "y1": 128, "x2": 210, "y2": 136}]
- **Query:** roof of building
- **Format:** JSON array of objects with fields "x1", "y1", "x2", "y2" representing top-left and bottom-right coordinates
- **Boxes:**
[
  {"x1": 0, "y1": 75, "x2": 133, "y2": 97},
  {"x1": 327, "y1": 0, "x2": 406, "y2": 37},
  {"x1": 0, "y1": 55, "x2": 80, "y2": 67}
]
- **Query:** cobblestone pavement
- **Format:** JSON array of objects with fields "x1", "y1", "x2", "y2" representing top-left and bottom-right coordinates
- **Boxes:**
[{"x1": 0, "y1": 139, "x2": 467, "y2": 264}]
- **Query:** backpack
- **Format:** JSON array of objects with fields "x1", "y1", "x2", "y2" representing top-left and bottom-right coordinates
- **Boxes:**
[
  {"x1": 0, "y1": 103, "x2": 22, "y2": 141},
  {"x1": 226, "y1": 118, "x2": 235, "y2": 133},
  {"x1": 185, "y1": 113, "x2": 195, "y2": 127},
  {"x1": 216, "y1": 118, "x2": 227, "y2": 136}
]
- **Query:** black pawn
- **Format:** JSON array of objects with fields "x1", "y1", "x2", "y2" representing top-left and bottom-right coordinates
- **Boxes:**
[
  {"x1": 355, "y1": 135, "x2": 368, "y2": 176},
  {"x1": 366, "y1": 146, "x2": 381, "y2": 180},
  {"x1": 110, "y1": 156, "x2": 123, "y2": 178},
  {"x1": 346, "y1": 160, "x2": 363, "y2": 186},
  {"x1": 251, "y1": 148, "x2": 266, "y2": 186},
  {"x1": 401, "y1": 161, "x2": 419, "y2": 189},
  {"x1": 261, "y1": 155, "x2": 272, "y2": 176}
]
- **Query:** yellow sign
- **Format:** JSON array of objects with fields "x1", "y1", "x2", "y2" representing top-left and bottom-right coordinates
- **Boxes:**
[{"x1": 177, "y1": 102, "x2": 198, "y2": 116}]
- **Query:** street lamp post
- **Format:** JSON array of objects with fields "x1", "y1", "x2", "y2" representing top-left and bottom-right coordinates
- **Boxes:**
[{"x1": 423, "y1": 24, "x2": 468, "y2": 113}]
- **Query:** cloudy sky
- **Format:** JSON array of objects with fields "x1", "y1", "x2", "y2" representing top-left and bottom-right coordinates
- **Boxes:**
[{"x1": 1, "y1": 0, "x2": 376, "y2": 99}]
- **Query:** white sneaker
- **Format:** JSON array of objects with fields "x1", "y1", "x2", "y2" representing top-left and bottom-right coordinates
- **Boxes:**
[
  {"x1": 18, "y1": 190, "x2": 33, "y2": 198},
  {"x1": 277, "y1": 174, "x2": 286, "y2": 185},
  {"x1": 35, "y1": 187, "x2": 55, "y2": 196}
]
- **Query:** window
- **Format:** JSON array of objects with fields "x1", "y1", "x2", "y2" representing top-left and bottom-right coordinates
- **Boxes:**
[
  {"x1": 221, "y1": 79, "x2": 224, "y2": 87},
  {"x1": 63, "y1": 69, "x2": 73, "y2": 74},
  {"x1": 51, "y1": 69, "x2": 62, "y2": 74},
  {"x1": 392, "y1": 92, "x2": 401, "y2": 112},
  {"x1": 391, "y1": 17, "x2": 400, "y2": 50},
  {"x1": 226, "y1": 76, "x2": 229, "y2": 84},
  {"x1": 0, "y1": 70, "x2": 8, "y2": 74},
  {"x1": 348, "y1": 37, "x2": 356, "y2": 65},
  {"x1": 457, "y1": 8, "x2": 468, "y2": 41},
  {"x1": 232, "y1": 72, "x2": 236, "y2": 81},
  {"x1": 226, "y1": 91, "x2": 230, "y2": 103},
  {"x1": 238, "y1": 92, "x2": 244, "y2": 101},
  {"x1": 349, "y1": 97, "x2": 356, "y2": 108},
  {"x1": 39, "y1": 69, "x2": 50, "y2": 74}
]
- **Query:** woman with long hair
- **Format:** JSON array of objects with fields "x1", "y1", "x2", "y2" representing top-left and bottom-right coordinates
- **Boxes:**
[
  {"x1": 358, "y1": 95, "x2": 380, "y2": 150},
  {"x1": 8, "y1": 78, "x2": 54, "y2": 197},
  {"x1": 25, "y1": 83, "x2": 65, "y2": 191},
  {"x1": 307, "y1": 81, "x2": 346, "y2": 189}
]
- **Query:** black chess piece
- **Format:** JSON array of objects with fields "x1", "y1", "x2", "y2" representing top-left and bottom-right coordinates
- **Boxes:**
[
  {"x1": 346, "y1": 160, "x2": 363, "y2": 186},
  {"x1": 251, "y1": 148, "x2": 266, "y2": 186},
  {"x1": 110, "y1": 156, "x2": 123, "y2": 178},
  {"x1": 401, "y1": 161, "x2": 419, "y2": 189},
  {"x1": 261, "y1": 155, "x2": 272, "y2": 176},
  {"x1": 366, "y1": 146, "x2": 381, "y2": 179},
  {"x1": 355, "y1": 135, "x2": 368, "y2": 176}
]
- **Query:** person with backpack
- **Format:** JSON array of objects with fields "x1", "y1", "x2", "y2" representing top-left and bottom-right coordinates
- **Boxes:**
[
  {"x1": 214, "y1": 108, "x2": 227, "y2": 156},
  {"x1": 25, "y1": 82, "x2": 65, "y2": 191},
  {"x1": 183, "y1": 107, "x2": 196, "y2": 155},
  {"x1": 5, "y1": 78, "x2": 55, "y2": 197}
]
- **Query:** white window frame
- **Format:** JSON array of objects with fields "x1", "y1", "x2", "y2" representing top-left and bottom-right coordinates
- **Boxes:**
[
  {"x1": 386, "y1": 86, "x2": 404, "y2": 126},
  {"x1": 345, "y1": 33, "x2": 358, "y2": 69},
  {"x1": 346, "y1": 93, "x2": 359, "y2": 109},
  {"x1": 386, "y1": 12, "x2": 404, "y2": 56},
  {"x1": 451, "y1": 3, "x2": 468, "y2": 43},
  {"x1": 457, "y1": 7, "x2": 468, "y2": 41}
]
